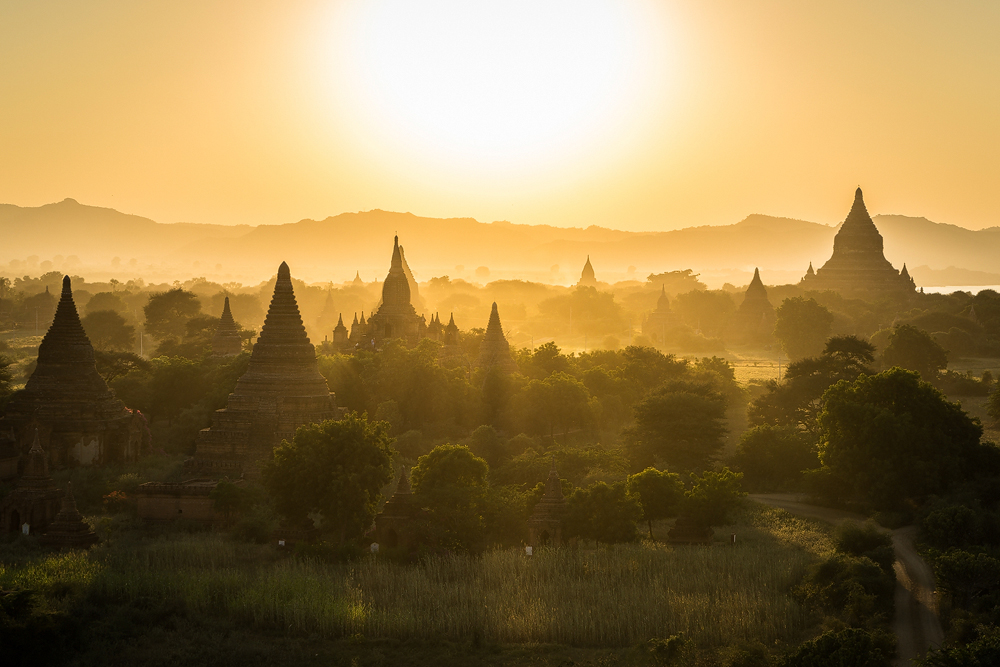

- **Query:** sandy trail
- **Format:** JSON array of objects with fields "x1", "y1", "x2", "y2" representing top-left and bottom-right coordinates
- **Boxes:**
[{"x1": 750, "y1": 494, "x2": 943, "y2": 666}]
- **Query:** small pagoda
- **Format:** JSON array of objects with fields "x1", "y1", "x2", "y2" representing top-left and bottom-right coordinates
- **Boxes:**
[
  {"x1": 477, "y1": 303, "x2": 517, "y2": 374},
  {"x1": 0, "y1": 276, "x2": 142, "y2": 467},
  {"x1": 374, "y1": 468, "x2": 418, "y2": 550},
  {"x1": 0, "y1": 430, "x2": 63, "y2": 534},
  {"x1": 528, "y1": 460, "x2": 567, "y2": 548},
  {"x1": 641, "y1": 287, "x2": 680, "y2": 346},
  {"x1": 38, "y1": 482, "x2": 98, "y2": 549},
  {"x1": 578, "y1": 256, "x2": 597, "y2": 287},
  {"x1": 731, "y1": 268, "x2": 776, "y2": 345},
  {"x1": 193, "y1": 262, "x2": 337, "y2": 477},
  {"x1": 211, "y1": 296, "x2": 243, "y2": 357},
  {"x1": 800, "y1": 188, "x2": 917, "y2": 296}
]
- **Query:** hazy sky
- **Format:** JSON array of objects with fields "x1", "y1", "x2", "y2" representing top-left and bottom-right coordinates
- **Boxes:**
[{"x1": 2, "y1": 1, "x2": 998, "y2": 231}]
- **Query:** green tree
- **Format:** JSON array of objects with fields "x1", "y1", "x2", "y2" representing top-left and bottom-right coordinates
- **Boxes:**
[
  {"x1": 81, "y1": 309, "x2": 136, "y2": 352},
  {"x1": 882, "y1": 324, "x2": 948, "y2": 379},
  {"x1": 143, "y1": 288, "x2": 201, "y2": 340},
  {"x1": 512, "y1": 371, "x2": 593, "y2": 440},
  {"x1": 85, "y1": 291, "x2": 129, "y2": 315},
  {"x1": 262, "y1": 413, "x2": 394, "y2": 544},
  {"x1": 628, "y1": 380, "x2": 727, "y2": 471},
  {"x1": 732, "y1": 425, "x2": 819, "y2": 491},
  {"x1": 0, "y1": 354, "x2": 15, "y2": 404},
  {"x1": 684, "y1": 468, "x2": 746, "y2": 526},
  {"x1": 93, "y1": 351, "x2": 151, "y2": 383},
  {"x1": 748, "y1": 335, "x2": 876, "y2": 432},
  {"x1": 818, "y1": 368, "x2": 989, "y2": 509},
  {"x1": 411, "y1": 444, "x2": 490, "y2": 552},
  {"x1": 565, "y1": 481, "x2": 642, "y2": 544},
  {"x1": 627, "y1": 467, "x2": 685, "y2": 539},
  {"x1": 674, "y1": 289, "x2": 736, "y2": 338},
  {"x1": 774, "y1": 297, "x2": 834, "y2": 360}
]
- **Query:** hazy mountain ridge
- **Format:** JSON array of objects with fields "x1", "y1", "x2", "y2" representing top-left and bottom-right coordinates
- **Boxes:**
[{"x1": 2, "y1": 199, "x2": 999, "y2": 285}]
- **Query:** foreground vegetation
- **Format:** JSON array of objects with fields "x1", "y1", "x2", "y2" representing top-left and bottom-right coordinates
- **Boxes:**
[{"x1": 1, "y1": 504, "x2": 890, "y2": 666}]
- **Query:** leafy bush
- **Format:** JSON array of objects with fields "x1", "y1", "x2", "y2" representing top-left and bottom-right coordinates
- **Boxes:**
[
  {"x1": 783, "y1": 627, "x2": 894, "y2": 667},
  {"x1": 834, "y1": 521, "x2": 895, "y2": 572}
]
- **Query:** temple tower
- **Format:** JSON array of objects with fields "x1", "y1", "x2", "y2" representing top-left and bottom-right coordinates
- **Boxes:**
[
  {"x1": 641, "y1": 286, "x2": 680, "y2": 346},
  {"x1": 801, "y1": 188, "x2": 917, "y2": 295},
  {"x1": 367, "y1": 236, "x2": 424, "y2": 345},
  {"x1": 0, "y1": 276, "x2": 139, "y2": 467},
  {"x1": 333, "y1": 314, "x2": 349, "y2": 347},
  {"x1": 211, "y1": 296, "x2": 243, "y2": 357},
  {"x1": 477, "y1": 303, "x2": 517, "y2": 374},
  {"x1": 194, "y1": 262, "x2": 337, "y2": 476},
  {"x1": 732, "y1": 268, "x2": 776, "y2": 345},
  {"x1": 578, "y1": 256, "x2": 597, "y2": 287},
  {"x1": 374, "y1": 468, "x2": 418, "y2": 550},
  {"x1": 528, "y1": 459, "x2": 567, "y2": 548}
]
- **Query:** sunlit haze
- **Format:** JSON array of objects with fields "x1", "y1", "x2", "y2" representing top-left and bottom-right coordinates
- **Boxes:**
[{"x1": 2, "y1": 1, "x2": 998, "y2": 231}]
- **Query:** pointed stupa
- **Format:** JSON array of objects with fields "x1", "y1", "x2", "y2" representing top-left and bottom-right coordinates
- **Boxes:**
[
  {"x1": 38, "y1": 482, "x2": 98, "y2": 549},
  {"x1": 398, "y1": 245, "x2": 421, "y2": 306},
  {"x1": 802, "y1": 188, "x2": 916, "y2": 295},
  {"x1": 477, "y1": 303, "x2": 518, "y2": 374},
  {"x1": 333, "y1": 313, "x2": 349, "y2": 345},
  {"x1": 0, "y1": 276, "x2": 136, "y2": 467},
  {"x1": 374, "y1": 467, "x2": 418, "y2": 549},
  {"x1": 368, "y1": 236, "x2": 423, "y2": 344},
  {"x1": 806, "y1": 262, "x2": 815, "y2": 277},
  {"x1": 353, "y1": 270, "x2": 364, "y2": 286},
  {"x1": 528, "y1": 458, "x2": 567, "y2": 547},
  {"x1": 656, "y1": 286, "x2": 670, "y2": 312},
  {"x1": 733, "y1": 268, "x2": 775, "y2": 343},
  {"x1": 194, "y1": 262, "x2": 336, "y2": 476},
  {"x1": 212, "y1": 296, "x2": 243, "y2": 357},
  {"x1": 578, "y1": 256, "x2": 597, "y2": 287}
]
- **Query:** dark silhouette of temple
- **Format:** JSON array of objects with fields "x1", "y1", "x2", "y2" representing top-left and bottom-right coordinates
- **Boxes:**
[
  {"x1": 578, "y1": 256, "x2": 597, "y2": 287},
  {"x1": 477, "y1": 303, "x2": 517, "y2": 374},
  {"x1": 193, "y1": 262, "x2": 337, "y2": 476},
  {"x1": 0, "y1": 276, "x2": 145, "y2": 468},
  {"x1": 528, "y1": 459, "x2": 567, "y2": 548},
  {"x1": 732, "y1": 268, "x2": 775, "y2": 345},
  {"x1": 641, "y1": 286, "x2": 680, "y2": 346},
  {"x1": 801, "y1": 188, "x2": 917, "y2": 295},
  {"x1": 211, "y1": 296, "x2": 243, "y2": 357},
  {"x1": 0, "y1": 430, "x2": 62, "y2": 534}
]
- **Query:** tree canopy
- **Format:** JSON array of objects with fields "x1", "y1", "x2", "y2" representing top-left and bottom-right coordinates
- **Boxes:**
[
  {"x1": 143, "y1": 288, "x2": 201, "y2": 340},
  {"x1": 774, "y1": 297, "x2": 834, "y2": 360},
  {"x1": 817, "y1": 368, "x2": 992, "y2": 509},
  {"x1": 628, "y1": 380, "x2": 727, "y2": 471},
  {"x1": 627, "y1": 467, "x2": 685, "y2": 539},
  {"x1": 882, "y1": 324, "x2": 948, "y2": 379},
  {"x1": 262, "y1": 413, "x2": 395, "y2": 544}
]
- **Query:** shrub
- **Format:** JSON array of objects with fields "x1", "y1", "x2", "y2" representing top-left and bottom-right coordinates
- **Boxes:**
[{"x1": 783, "y1": 627, "x2": 894, "y2": 667}]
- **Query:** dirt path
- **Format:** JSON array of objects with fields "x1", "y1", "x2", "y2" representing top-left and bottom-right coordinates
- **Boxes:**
[{"x1": 750, "y1": 494, "x2": 943, "y2": 666}]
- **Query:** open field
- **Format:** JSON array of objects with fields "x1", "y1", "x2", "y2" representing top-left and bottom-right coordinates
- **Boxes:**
[{"x1": 0, "y1": 504, "x2": 833, "y2": 664}]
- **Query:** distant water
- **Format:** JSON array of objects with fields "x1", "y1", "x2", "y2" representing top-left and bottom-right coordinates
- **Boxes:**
[{"x1": 921, "y1": 285, "x2": 1000, "y2": 295}]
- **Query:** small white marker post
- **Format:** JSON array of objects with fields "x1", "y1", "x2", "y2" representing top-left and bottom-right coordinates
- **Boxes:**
[{"x1": 525, "y1": 546, "x2": 533, "y2": 556}]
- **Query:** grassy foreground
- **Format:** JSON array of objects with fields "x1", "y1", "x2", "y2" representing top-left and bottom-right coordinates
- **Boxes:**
[{"x1": 1, "y1": 504, "x2": 834, "y2": 665}]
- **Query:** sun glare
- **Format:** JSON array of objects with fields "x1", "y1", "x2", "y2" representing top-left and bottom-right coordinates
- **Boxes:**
[{"x1": 322, "y1": 1, "x2": 672, "y2": 177}]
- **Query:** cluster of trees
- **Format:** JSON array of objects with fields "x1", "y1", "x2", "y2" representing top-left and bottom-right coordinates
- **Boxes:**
[{"x1": 260, "y1": 415, "x2": 746, "y2": 553}]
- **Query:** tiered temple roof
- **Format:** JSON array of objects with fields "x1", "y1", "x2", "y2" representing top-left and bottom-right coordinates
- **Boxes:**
[
  {"x1": 211, "y1": 296, "x2": 243, "y2": 357},
  {"x1": 194, "y1": 262, "x2": 336, "y2": 477},
  {"x1": 374, "y1": 467, "x2": 418, "y2": 550},
  {"x1": 0, "y1": 276, "x2": 138, "y2": 466},
  {"x1": 801, "y1": 188, "x2": 916, "y2": 295},
  {"x1": 477, "y1": 303, "x2": 517, "y2": 374}
]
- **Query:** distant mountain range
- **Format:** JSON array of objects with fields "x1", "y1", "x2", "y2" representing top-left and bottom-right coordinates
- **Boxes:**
[{"x1": 2, "y1": 198, "x2": 999, "y2": 287}]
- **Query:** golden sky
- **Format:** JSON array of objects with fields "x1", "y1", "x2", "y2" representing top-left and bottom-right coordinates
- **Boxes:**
[{"x1": 1, "y1": 1, "x2": 998, "y2": 231}]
